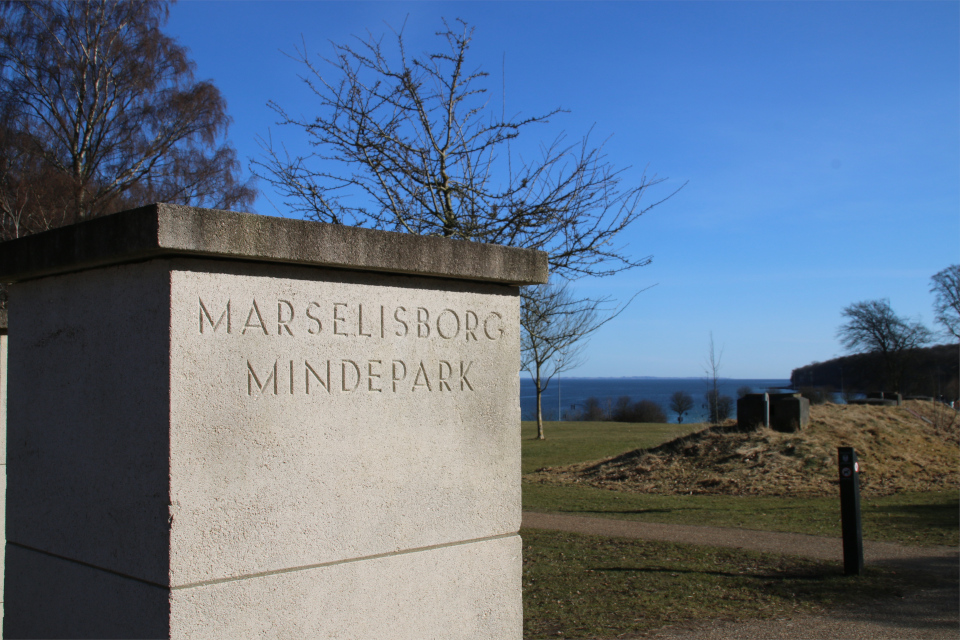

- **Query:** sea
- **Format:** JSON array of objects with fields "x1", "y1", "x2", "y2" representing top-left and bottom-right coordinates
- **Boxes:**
[{"x1": 520, "y1": 377, "x2": 793, "y2": 423}]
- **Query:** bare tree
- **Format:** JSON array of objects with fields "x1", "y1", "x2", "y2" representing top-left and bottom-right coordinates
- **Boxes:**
[
  {"x1": 253, "y1": 19, "x2": 680, "y2": 280},
  {"x1": 930, "y1": 265, "x2": 960, "y2": 341},
  {"x1": 837, "y1": 299, "x2": 932, "y2": 392},
  {"x1": 704, "y1": 389, "x2": 733, "y2": 423},
  {"x1": 0, "y1": 0, "x2": 255, "y2": 242},
  {"x1": 255, "y1": 20, "x2": 676, "y2": 422},
  {"x1": 703, "y1": 332, "x2": 721, "y2": 423},
  {"x1": 701, "y1": 332, "x2": 733, "y2": 424},
  {"x1": 579, "y1": 397, "x2": 608, "y2": 422},
  {"x1": 669, "y1": 390, "x2": 694, "y2": 423},
  {"x1": 613, "y1": 398, "x2": 666, "y2": 423},
  {"x1": 520, "y1": 281, "x2": 629, "y2": 439}
]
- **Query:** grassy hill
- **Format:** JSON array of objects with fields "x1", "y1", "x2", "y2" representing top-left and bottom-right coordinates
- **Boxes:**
[{"x1": 527, "y1": 401, "x2": 959, "y2": 498}]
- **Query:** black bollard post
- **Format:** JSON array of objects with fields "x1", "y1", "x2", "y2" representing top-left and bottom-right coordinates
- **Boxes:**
[{"x1": 838, "y1": 447, "x2": 864, "y2": 576}]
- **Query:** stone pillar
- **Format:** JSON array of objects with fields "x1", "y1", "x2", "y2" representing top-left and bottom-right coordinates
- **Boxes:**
[{"x1": 0, "y1": 204, "x2": 546, "y2": 639}]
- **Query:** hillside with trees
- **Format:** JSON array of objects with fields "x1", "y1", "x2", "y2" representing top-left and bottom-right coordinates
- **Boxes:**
[{"x1": 790, "y1": 343, "x2": 959, "y2": 401}]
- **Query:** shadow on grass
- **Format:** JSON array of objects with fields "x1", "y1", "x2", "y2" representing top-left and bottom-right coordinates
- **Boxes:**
[
  {"x1": 866, "y1": 501, "x2": 959, "y2": 531},
  {"x1": 870, "y1": 503, "x2": 956, "y2": 514},
  {"x1": 521, "y1": 527, "x2": 924, "y2": 640}
]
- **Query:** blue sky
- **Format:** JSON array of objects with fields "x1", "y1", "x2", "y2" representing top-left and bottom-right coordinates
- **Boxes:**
[{"x1": 166, "y1": 1, "x2": 959, "y2": 379}]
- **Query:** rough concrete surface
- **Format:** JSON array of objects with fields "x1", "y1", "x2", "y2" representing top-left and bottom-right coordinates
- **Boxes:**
[
  {"x1": 168, "y1": 259, "x2": 521, "y2": 585},
  {"x1": 170, "y1": 534, "x2": 522, "y2": 640},
  {"x1": 0, "y1": 203, "x2": 548, "y2": 286},
  {"x1": 522, "y1": 511, "x2": 960, "y2": 640}
]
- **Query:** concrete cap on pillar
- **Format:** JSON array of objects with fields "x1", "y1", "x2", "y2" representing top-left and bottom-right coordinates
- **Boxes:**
[{"x1": 0, "y1": 203, "x2": 549, "y2": 286}]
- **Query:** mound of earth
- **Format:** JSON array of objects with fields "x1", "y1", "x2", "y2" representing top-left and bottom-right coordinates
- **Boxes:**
[{"x1": 526, "y1": 401, "x2": 959, "y2": 497}]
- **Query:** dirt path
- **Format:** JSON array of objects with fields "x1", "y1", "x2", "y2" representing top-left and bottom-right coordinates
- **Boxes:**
[{"x1": 522, "y1": 511, "x2": 959, "y2": 640}]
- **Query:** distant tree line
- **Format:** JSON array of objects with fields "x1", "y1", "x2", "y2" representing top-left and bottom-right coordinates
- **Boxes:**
[
  {"x1": 569, "y1": 396, "x2": 668, "y2": 423},
  {"x1": 568, "y1": 389, "x2": 733, "y2": 424},
  {"x1": 566, "y1": 387, "x2": 747, "y2": 424},
  {"x1": 790, "y1": 344, "x2": 959, "y2": 401}
]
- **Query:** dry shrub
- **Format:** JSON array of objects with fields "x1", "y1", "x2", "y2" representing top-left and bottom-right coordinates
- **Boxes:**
[{"x1": 527, "y1": 401, "x2": 959, "y2": 497}]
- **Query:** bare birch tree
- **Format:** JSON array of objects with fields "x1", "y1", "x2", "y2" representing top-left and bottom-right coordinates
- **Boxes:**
[
  {"x1": 703, "y1": 332, "x2": 732, "y2": 424},
  {"x1": 0, "y1": 0, "x2": 255, "y2": 242}
]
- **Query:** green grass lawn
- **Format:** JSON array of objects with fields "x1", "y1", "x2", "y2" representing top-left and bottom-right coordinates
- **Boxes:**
[
  {"x1": 523, "y1": 483, "x2": 959, "y2": 547},
  {"x1": 521, "y1": 420, "x2": 959, "y2": 547},
  {"x1": 522, "y1": 527, "x2": 927, "y2": 639},
  {"x1": 520, "y1": 420, "x2": 701, "y2": 474}
]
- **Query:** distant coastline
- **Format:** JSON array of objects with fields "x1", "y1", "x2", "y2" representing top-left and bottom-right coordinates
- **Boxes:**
[{"x1": 519, "y1": 376, "x2": 793, "y2": 422}]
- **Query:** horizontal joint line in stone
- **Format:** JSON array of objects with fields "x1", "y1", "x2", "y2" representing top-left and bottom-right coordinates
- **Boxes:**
[
  {"x1": 9, "y1": 533, "x2": 519, "y2": 591},
  {"x1": 173, "y1": 533, "x2": 519, "y2": 590}
]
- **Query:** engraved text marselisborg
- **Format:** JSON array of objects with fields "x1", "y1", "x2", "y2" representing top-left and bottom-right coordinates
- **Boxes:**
[{"x1": 197, "y1": 298, "x2": 506, "y2": 395}]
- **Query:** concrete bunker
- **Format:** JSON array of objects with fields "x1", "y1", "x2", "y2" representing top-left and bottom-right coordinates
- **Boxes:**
[{"x1": 737, "y1": 392, "x2": 810, "y2": 433}]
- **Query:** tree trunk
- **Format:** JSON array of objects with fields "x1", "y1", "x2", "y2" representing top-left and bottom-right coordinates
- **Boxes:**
[{"x1": 536, "y1": 370, "x2": 545, "y2": 439}]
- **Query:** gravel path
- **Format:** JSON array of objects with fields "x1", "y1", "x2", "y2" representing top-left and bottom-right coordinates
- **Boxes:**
[{"x1": 522, "y1": 511, "x2": 959, "y2": 640}]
